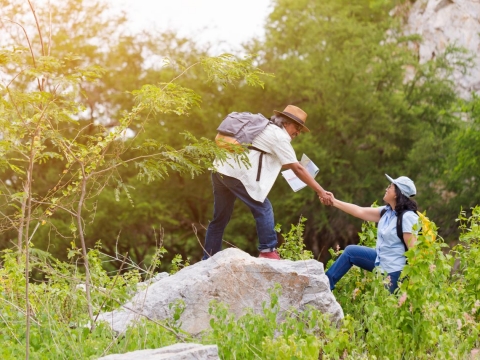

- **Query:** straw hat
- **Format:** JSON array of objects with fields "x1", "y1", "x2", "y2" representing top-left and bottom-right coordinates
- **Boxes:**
[{"x1": 273, "y1": 105, "x2": 310, "y2": 132}]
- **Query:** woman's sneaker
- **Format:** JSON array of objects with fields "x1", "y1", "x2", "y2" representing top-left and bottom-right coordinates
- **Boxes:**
[{"x1": 258, "y1": 249, "x2": 281, "y2": 260}]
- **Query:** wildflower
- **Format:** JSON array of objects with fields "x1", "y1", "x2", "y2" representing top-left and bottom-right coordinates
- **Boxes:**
[
  {"x1": 429, "y1": 264, "x2": 436, "y2": 273},
  {"x1": 417, "y1": 212, "x2": 437, "y2": 243},
  {"x1": 457, "y1": 319, "x2": 462, "y2": 330},
  {"x1": 464, "y1": 312, "x2": 473, "y2": 323},
  {"x1": 472, "y1": 300, "x2": 480, "y2": 315},
  {"x1": 352, "y1": 288, "x2": 361, "y2": 299},
  {"x1": 398, "y1": 292, "x2": 407, "y2": 307}
]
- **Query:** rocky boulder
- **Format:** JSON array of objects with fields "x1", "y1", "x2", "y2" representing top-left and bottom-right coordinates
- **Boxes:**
[{"x1": 99, "y1": 248, "x2": 343, "y2": 335}]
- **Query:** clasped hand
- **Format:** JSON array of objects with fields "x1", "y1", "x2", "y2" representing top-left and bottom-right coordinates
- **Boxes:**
[{"x1": 319, "y1": 191, "x2": 335, "y2": 206}]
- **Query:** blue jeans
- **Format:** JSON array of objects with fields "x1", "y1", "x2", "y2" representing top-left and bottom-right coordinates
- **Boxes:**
[
  {"x1": 325, "y1": 245, "x2": 402, "y2": 294},
  {"x1": 202, "y1": 172, "x2": 278, "y2": 260}
]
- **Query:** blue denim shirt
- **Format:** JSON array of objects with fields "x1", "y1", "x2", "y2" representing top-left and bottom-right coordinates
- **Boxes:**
[{"x1": 375, "y1": 206, "x2": 419, "y2": 273}]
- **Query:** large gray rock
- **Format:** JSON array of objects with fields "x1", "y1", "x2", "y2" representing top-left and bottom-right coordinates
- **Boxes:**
[
  {"x1": 406, "y1": 0, "x2": 480, "y2": 98},
  {"x1": 98, "y1": 343, "x2": 219, "y2": 360},
  {"x1": 98, "y1": 248, "x2": 343, "y2": 335}
]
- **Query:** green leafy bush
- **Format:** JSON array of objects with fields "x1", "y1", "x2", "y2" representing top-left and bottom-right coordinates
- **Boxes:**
[
  {"x1": 0, "y1": 245, "x2": 179, "y2": 359},
  {"x1": 204, "y1": 285, "x2": 325, "y2": 359},
  {"x1": 170, "y1": 254, "x2": 190, "y2": 275},
  {"x1": 277, "y1": 216, "x2": 314, "y2": 261}
]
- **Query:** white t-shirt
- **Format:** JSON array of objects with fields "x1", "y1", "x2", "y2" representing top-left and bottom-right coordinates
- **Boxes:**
[{"x1": 213, "y1": 124, "x2": 298, "y2": 202}]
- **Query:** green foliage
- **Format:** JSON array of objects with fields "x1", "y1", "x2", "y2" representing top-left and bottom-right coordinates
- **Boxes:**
[
  {"x1": 409, "y1": 93, "x2": 480, "y2": 240},
  {"x1": 204, "y1": 284, "x2": 323, "y2": 359},
  {"x1": 357, "y1": 216, "x2": 379, "y2": 248},
  {"x1": 0, "y1": 244, "x2": 179, "y2": 359},
  {"x1": 453, "y1": 207, "x2": 480, "y2": 307},
  {"x1": 0, "y1": 239, "x2": 212, "y2": 357},
  {"x1": 0, "y1": 210, "x2": 479, "y2": 358},
  {"x1": 170, "y1": 254, "x2": 190, "y2": 275},
  {"x1": 200, "y1": 54, "x2": 273, "y2": 87},
  {"x1": 277, "y1": 216, "x2": 314, "y2": 260}
]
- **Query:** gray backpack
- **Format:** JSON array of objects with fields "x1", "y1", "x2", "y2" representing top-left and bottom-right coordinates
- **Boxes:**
[
  {"x1": 215, "y1": 112, "x2": 270, "y2": 148},
  {"x1": 215, "y1": 112, "x2": 271, "y2": 181}
]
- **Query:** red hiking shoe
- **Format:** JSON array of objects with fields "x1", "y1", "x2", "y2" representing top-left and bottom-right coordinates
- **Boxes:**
[{"x1": 258, "y1": 250, "x2": 281, "y2": 260}]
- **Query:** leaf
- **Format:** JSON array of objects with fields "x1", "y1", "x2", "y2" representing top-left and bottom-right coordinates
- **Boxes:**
[
  {"x1": 69, "y1": 221, "x2": 77, "y2": 233},
  {"x1": 9, "y1": 164, "x2": 26, "y2": 175}
]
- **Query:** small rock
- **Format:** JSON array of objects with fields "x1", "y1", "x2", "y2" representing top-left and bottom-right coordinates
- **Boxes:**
[{"x1": 98, "y1": 343, "x2": 219, "y2": 360}]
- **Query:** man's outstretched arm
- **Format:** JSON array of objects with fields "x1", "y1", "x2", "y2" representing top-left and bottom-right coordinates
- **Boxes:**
[{"x1": 283, "y1": 162, "x2": 333, "y2": 205}]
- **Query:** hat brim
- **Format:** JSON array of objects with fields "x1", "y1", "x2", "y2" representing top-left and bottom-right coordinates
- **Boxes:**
[
  {"x1": 385, "y1": 174, "x2": 395, "y2": 184},
  {"x1": 274, "y1": 110, "x2": 310, "y2": 132}
]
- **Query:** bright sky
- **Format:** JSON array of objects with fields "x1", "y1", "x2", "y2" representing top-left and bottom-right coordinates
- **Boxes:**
[{"x1": 110, "y1": 0, "x2": 273, "y2": 53}]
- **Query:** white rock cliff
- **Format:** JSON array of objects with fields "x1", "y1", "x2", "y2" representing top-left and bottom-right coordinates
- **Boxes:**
[{"x1": 406, "y1": 0, "x2": 480, "y2": 98}]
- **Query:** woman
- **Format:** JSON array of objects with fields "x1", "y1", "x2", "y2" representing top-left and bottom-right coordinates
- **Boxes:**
[{"x1": 322, "y1": 174, "x2": 419, "y2": 293}]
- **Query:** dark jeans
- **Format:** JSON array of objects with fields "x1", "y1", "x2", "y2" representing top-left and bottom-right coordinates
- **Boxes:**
[
  {"x1": 325, "y1": 245, "x2": 402, "y2": 294},
  {"x1": 202, "y1": 172, "x2": 278, "y2": 260}
]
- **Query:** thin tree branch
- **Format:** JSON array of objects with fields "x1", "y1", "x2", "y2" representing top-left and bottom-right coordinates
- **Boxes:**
[
  {"x1": 30, "y1": 199, "x2": 77, "y2": 218},
  {"x1": 76, "y1": 166, "x2": 95, "y2": 328},
  {"x1": 47, "y1": 0, "x2": 52, "y2": 57},
  {"x1": 27, "y1": 0, "x2": 45, "y2": 57},
  {"x1": 91, "y1": 152, "x2": 167, "y2": 177},
  {"x1": 1, "y1": 18, "x2": 42, "y2": 91},
  {"x1": 162, "y1": 61, "x2": 200, "y2": 90},
  {"x1": 6, "y1": 69, "x2": 26, "y2": 89}
]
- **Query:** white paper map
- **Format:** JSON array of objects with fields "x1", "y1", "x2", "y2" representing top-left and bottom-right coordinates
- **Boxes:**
[{"x1": 281, "y1": 154, "x2": 319, "y2": 192}]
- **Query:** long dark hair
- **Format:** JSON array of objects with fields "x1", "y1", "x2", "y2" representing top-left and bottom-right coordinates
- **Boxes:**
[{"x1": 394, "y1": 184, "x2": 418, "y2": 213}]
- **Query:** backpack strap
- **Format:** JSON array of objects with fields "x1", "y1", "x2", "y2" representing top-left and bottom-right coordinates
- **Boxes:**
[
  {"x1": 247, "y1": 146, "x2": 267, "y2": 181},
  {"x1": 247, "y1": 120, "x2": 273, "y2": 182},
  {"x1": 396, "y1": 211, "x2": 409, "y2": 252},
  {"x1": 380, "y1": 208, "x2": 387, "y2": 218}
]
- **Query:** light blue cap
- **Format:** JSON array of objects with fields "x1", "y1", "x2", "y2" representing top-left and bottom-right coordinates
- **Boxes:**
[{"x1": 385, "y1": 174, "x2": 416, "y2": 197}]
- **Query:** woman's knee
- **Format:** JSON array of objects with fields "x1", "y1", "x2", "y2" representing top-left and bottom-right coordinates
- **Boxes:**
[{"x1": 343, "y1": 245, "x2": 360, "y2": 255}]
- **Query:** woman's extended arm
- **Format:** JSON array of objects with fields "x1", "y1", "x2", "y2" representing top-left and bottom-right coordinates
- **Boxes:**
[
  {"x1": 323, "y1": 191, "x2": 381, "y2": 223},
  {"x1": 403, "y1": 233, "x2": 417, "y2": 249}
]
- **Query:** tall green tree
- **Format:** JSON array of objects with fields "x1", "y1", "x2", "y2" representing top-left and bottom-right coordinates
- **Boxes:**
[
  {"x1": 0, "y1": 1, "x2": 268, "y2": 350},
  {"x1": 408, "y1": 94, "x2": 480, "y2": 239}
]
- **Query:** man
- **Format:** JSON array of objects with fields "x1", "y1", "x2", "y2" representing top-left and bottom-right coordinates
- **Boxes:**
[{"x1": 203, "y1": 105, "x2": 331, "y2": 260}]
